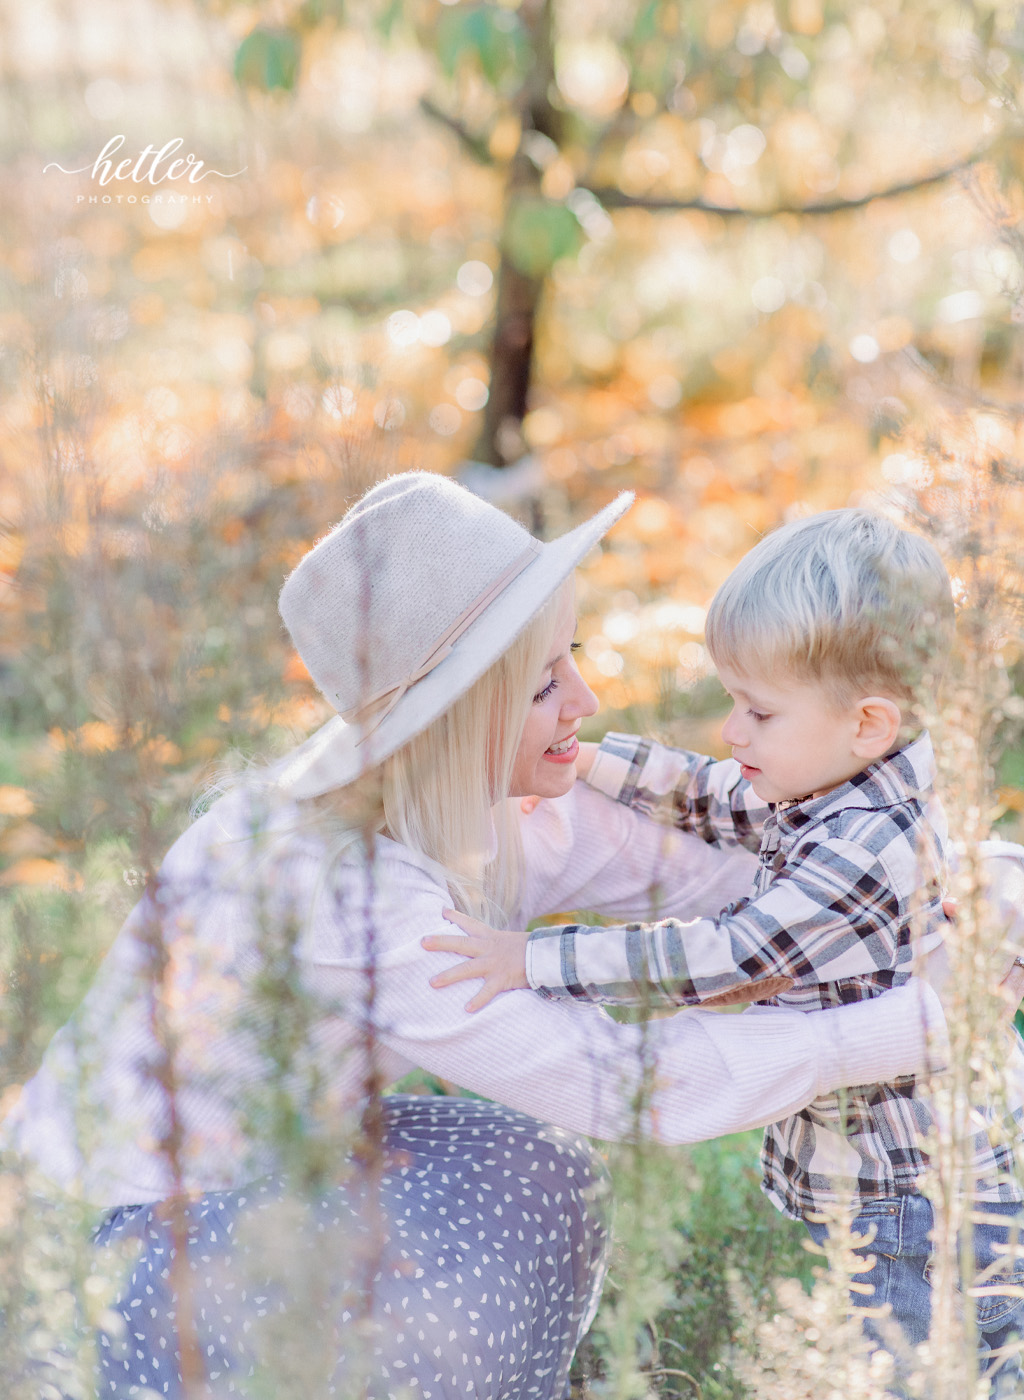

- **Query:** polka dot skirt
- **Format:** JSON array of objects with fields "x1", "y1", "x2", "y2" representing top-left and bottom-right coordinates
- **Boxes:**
[{"x1": 91, "y1": 1096, "x2": 611, "y2": 1400}]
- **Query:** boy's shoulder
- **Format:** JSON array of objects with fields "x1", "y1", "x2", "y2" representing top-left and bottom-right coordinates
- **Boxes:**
[
  {"x1": 786, "y1": 734, "x2": 938, "y2": 837},
  {"x1": 808, "y1": 792, "x2": 945, "y2": 862},
  {"x1": 781, "y1": 739, "x2": 946, "y2": 887}
]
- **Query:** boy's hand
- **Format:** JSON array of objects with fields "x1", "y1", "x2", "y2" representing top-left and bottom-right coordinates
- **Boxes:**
[{"x1": 422, "y1": 911, "x2": 530, "y2": 1013}]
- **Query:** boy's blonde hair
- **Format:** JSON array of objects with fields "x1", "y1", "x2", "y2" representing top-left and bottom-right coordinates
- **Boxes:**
[
  {"x1": 704, "y1": 509, "x2": 954, "y2": 710},
  {"x1": 314, "y1": 578, "x2": 571, "y2": 925}
]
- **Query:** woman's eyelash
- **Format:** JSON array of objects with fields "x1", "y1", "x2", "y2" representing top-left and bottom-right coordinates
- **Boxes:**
[{"x1": 533, "y1": 644, "x2": 580, "y2": 702}]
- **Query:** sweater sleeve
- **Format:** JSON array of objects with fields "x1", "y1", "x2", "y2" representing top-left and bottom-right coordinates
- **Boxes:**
[
  {"x1": 306, "y1": 853, "x2": 948, "y2": 1146},
  {"x1": 1, "y1": 805, "x2": 949, "y2": 1205},
  {"x1": 515, "y1": 781, "x2": 757, "y2": 926}
]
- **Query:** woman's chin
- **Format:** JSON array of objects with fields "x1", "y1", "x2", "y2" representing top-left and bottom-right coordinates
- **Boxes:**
[
  {"x1": 535, "y1": 762, "x2": 578, "y2": 800},
  {"x1": 509, "y1": 756, "x2": 579, "y2": 804}
]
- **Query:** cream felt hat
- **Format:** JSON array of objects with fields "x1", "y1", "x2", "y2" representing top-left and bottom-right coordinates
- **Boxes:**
[{"x1": 275, "y1": 471, "x2": 633, "y2": 799}]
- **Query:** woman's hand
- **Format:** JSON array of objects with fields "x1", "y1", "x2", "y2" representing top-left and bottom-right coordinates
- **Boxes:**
[
  {"x1": 921, "y1": 939, "x2": 1024, "y2": 1021},
  {"x1": 422, "y1": 911, "x2": 530, "y2": 1013},
  {"x1": 928, "y1": 842, "x2": 1024, "y2": 1018},
  {"x1": 999, "y1": 956, "x2": 1024, "y2": 1008}
]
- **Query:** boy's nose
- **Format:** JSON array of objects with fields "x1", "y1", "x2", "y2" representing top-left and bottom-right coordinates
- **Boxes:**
[{"x1": 721, "y1": 711, "x2": 746, "y2": 747}]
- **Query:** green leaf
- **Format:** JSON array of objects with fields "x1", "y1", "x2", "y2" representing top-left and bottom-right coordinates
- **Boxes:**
[
  {"x1": 436, "y1": 5, "x2": 526, "y2": 88},
  {"x1": 375, "y1": 0, "x2": 405, "y2": 39},
  {"x1": 504, "y1": 198, "x2": 583, "y2": 278},
  {"x1": 632, "y1": 0, "x2": 662, "y2": 45},
  {"x1": 234, "y1": 27, "x2": 302, "y2": 93}
]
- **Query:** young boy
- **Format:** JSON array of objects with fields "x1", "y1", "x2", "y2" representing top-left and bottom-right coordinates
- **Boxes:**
[{"x1": 423, "y1": 508, "x2": 1024, "y2": 1381}]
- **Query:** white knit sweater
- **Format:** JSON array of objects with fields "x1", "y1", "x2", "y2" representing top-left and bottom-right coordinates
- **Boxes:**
[{"x1": 0, "y1": 781, "x2": 946, "y2": 1207}]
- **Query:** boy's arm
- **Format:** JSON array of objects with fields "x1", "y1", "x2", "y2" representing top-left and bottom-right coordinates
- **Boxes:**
[
  {"x1": 425, "y1": 838, "x2": 1024, "y2": 1013},
  {"x1": 423, "y1": 916, "x2": 792, "y2": 1012},
  {"x1": 585, "y1": 732, "x2": 769, "y2": 854},
  {"x1": 525, "y1": 817, "x2": 931, "y2": 1006}
]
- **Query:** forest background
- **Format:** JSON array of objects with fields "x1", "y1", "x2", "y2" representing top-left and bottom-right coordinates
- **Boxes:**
[{"x1": 2, "y1": 0, "x2": 1024, "y2": 1395}]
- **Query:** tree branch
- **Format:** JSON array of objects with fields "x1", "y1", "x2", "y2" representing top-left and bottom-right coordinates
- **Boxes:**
[
  {"x1": 582, "y1": 149, "x2": 991, "y2": 219},
  {"x1": 900, "y1": 345, "x2": 1024, "y2": 423},
  {"x1": 419, "y1": 97, "x2": 494, "y2": 166}
]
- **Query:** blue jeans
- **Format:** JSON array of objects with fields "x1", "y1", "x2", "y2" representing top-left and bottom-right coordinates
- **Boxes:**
[{"x1": 805, "y1": 1194, "x2": 1024, "y2": 1397}]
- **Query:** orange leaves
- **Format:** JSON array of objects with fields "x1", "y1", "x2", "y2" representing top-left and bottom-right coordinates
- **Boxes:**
[
  {"x1": 48, "y1": 723, "x2": 181, "y2": 766},
  {"x1": 143, "y1": 737, "x2": 183, "y2": 766},
  {"x1": 50, "y1": 721, "x2": 119, "y2": 754},
  {"x1": 685, "y1": 394, "x2": 813, "y2": 439},
  {"x1": 0, "y1": 532, "x2": 24, "y2": 581},
  {"x1": 997, "y1": 787, "x2": 1024, "y2": 816},
  {"x1": 0, "y1": 858, "x2": 83, "y2": 892},
  {"x1": 283, "y1": 651, "x2": 312, "y2": 684},
  {"x1": 0, "y1": 786, "x2": 35, "y2": 817},
  {"x1": 130, "y1": 293, "x2": 165, "y2": 326},
  {"x1": 628, "y1": 496, "x2": 674, "y2": 540},
  {"x1": 247, "y1": 694, "x2": 328, "y2": 732}
]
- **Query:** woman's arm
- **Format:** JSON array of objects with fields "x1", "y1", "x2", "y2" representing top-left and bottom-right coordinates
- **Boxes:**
[
  {"x1": 515, "y1": 780, "x2": 758, "y2": 927},
  {"x1": 310, "y1": 852, "x2": 946, "y2": 1146}
]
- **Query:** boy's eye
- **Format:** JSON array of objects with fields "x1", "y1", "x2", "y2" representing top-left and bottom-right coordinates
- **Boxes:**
[{"x1": 748, "y1": 709, "x2": 770, "y2": 723}]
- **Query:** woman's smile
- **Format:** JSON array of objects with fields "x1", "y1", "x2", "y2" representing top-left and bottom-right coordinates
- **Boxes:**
[
  {"x1": 509, "y1": 590, "x2": 598, "y2": 799},
  {"x1": 544, "y1": 729, "x2": 580, "y2": 762}
]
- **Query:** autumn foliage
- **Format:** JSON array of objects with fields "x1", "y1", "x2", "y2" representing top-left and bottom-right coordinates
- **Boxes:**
[{"x1": 2, "y1": 1, "x2": 1024, "y2": 1395}]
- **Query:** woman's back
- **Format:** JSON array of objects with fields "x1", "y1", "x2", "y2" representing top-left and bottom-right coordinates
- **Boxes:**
[{"x1": 2, "y1": 783, "x2": 440, "y2": 1204}]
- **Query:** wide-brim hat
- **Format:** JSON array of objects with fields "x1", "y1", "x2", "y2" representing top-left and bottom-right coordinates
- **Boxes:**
[{"x1": 273, "y1": 471, "x2": 633, "y2": 799}]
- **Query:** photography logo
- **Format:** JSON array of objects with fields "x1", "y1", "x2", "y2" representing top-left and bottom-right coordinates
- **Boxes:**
[{"x1": 44, "y1": 135, "x2": 247, "y2": 206}]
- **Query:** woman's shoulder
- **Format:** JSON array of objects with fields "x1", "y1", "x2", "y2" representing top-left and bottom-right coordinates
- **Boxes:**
[
  {"x1": 155, "y1": 784, "x2": 448, "y2": 906},
  {"x1": 518, "y1": 781, "x2": 631, "y2": 853}
]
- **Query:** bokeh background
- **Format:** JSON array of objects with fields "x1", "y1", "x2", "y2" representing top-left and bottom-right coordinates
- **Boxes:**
[{"x1": 3, "y1": 1, "x2": 1024, "y2": 1395}]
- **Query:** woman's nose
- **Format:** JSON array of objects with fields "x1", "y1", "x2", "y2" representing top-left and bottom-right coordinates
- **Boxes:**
[{"x1": 565, "y1": 669, "x2": 599, "y2": 720}]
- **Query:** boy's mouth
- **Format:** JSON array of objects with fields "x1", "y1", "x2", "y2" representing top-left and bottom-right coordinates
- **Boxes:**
[{"x1": 739, "y1": 763, "x2": 760, "y2": 780}]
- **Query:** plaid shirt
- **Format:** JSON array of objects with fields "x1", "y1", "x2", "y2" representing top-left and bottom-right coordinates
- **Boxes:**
[{"x1": 526, "y1": 732, "x2": 1024, "y2": 1218}]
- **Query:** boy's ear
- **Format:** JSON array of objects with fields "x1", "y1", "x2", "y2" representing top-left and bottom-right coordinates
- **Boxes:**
[{"x1": 851, "y1": 696, "x2": 903, "y2": 759}]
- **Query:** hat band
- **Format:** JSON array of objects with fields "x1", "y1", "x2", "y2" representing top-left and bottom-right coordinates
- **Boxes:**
[{"x1": 342, "y1": 541, "x2": 543, "y2": 743}]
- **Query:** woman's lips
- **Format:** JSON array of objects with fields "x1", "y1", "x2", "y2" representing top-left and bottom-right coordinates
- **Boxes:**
[{"x1": 544, "y1": 736, "x2": 579, "y2": 764}]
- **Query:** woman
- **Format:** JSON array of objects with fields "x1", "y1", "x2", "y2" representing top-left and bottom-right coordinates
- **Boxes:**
[{"x1": 0, "y1": 472, "x2": 983, "y2": 1399}]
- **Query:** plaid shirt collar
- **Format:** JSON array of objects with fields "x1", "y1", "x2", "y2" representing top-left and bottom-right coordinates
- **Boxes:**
[{"x1": 772, "y1": 731, "x2": 936, "y2": 834}]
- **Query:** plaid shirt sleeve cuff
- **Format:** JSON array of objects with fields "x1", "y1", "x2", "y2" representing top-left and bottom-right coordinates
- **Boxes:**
[
  {"x1": 526, "y1": 919, "x2": 695, "y2": 1006},
  {"x1": 526, "y1": 925, "x2": 581, "y2": 1002},
  {"x1": 587, "y1": 733, "x2": 650, "y2": 804}
]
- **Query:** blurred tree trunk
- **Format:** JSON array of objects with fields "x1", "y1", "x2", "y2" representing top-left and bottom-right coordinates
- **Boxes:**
[{"x1": 475, "y1": 0, "x2": 558, "y2": 466}]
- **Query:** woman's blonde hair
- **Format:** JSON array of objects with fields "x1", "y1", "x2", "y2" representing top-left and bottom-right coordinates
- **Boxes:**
[
  {"x1": 312, "y1": 578, "x2": 571, "y2": 924},
  {"x1": 704, "y1": 509, "x2": 955, "y2": 710}
]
